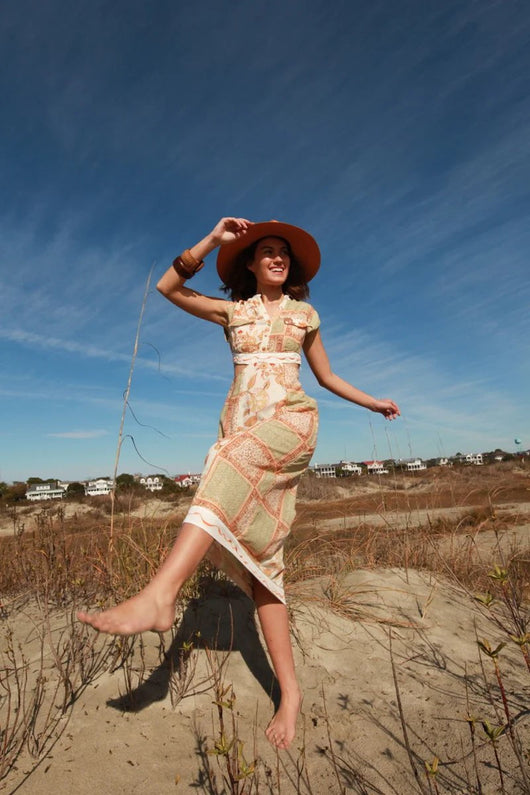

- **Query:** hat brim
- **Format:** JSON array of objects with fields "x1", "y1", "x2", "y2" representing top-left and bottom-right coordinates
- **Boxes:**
[{"x1": 216, "y1": 221, "x2": 320, "y2": 283}]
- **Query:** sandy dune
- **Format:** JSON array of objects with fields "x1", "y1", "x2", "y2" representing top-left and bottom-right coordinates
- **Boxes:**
[
  {"x1": 2, "y1": 566, "x2": 528, "y2": 794},
  {"x1": 2, "y1": 470, "x2": 529, "y2": 792}
]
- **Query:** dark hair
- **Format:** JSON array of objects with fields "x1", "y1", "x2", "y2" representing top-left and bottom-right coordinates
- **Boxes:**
[{"x1": 220, "y1": 237, "x2": 310, "y2": 301}]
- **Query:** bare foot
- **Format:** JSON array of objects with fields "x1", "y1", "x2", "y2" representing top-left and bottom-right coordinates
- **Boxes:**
[
  {"x1": 76, "y1": 585, "x2": 176, "y2": 635},
  {"x1": 265, "y1": 689, "x2": 301, "y2": 750}
]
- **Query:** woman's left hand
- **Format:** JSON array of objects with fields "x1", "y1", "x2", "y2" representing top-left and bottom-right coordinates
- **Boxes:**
[{"x1": 372, "y1": 399, "x2": 400, "y2": 420}]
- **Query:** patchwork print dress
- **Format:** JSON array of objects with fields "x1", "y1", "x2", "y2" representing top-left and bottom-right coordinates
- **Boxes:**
[{"x1": 184, "y1": 294, "x2": 320, "y2": 603}]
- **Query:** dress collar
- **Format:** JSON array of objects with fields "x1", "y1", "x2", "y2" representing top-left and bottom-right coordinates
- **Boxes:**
[{"x1": 254, "y1": 293, "x2": 289, "y2": 321}]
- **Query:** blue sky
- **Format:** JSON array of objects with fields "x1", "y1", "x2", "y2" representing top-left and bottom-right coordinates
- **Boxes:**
[{"x1": 1, "y1": 0, "x2": 529, "y2": 482}]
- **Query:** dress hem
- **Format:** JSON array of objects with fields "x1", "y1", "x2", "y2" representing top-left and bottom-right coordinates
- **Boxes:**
[{"x1": 183, "y1": 505, "x2": 286, "y2": 605}]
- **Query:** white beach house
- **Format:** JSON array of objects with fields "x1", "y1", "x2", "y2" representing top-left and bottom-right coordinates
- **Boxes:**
[
  {"x1": 406, "y1": 459, "x2": 427, "y2": 472},
  {"x1": 26, "y1": 482, "x2": 67, "y2": 502},
  {"x1": 140, "y1": 476, "x2": 163, "y2": 492},
  {"x1": 85, "y1": 478, "x2": 114, "y2": 496},
  {"x1": 312, "y1": 463, "x2": 337, "y2": 478},
  {"x1": 365, "y1": 461, "x2": 389, "y2": 475},
  {"x1": 340, "y1": 461, "x2": 363, "y2": 475}
]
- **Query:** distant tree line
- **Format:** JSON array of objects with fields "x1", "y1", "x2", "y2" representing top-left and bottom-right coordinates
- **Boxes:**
[{"x1": 0, "y1": 472, "x2": 183, "y2": 507}]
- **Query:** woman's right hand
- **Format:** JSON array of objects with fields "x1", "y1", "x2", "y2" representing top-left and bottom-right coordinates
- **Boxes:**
[
  {"x1": 372, "y1": 398, "x2": 401, "y2": 420},
  {"x1": 210, "y1": 217, "x2": 254, "y2": 247}
]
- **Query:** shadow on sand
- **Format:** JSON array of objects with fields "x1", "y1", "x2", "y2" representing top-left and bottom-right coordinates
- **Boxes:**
[{"x1": 107, "y1": 579, "x2": 280, "y2": 713}]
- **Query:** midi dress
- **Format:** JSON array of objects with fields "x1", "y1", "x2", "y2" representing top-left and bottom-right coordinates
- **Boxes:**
[{"x1": 184, "y1": 293, "x2": 320, "y2": 604}]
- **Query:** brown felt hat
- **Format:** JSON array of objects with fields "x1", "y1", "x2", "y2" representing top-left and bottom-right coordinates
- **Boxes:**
[{"x1": 216, "y1": 220, "x2": 321, "y2": 283}]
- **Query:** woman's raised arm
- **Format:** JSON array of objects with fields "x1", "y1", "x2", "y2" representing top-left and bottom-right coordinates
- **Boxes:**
[
  {"x1": 157, "y1": 217, "x2": 254, "y2": 325},
  {"x1": 303, "y1": 329, "x2": 400, "y2": 420}
]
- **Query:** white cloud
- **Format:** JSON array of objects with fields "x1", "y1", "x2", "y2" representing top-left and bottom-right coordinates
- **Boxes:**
[
  {"x1": 46, "y1": 429, "x2": 109, "y2": 439},
  {"x1": 0, "y1": 326, "x2": 230, "y2": 382}
]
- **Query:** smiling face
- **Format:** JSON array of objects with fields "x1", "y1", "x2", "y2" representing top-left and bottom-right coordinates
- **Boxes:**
[{"x1": 247, "y1": 236, "x2": 291, "y2": 289}]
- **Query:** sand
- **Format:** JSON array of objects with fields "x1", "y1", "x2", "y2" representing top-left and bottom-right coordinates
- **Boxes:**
[
  {"x1": 1, "y1": 565, "x2": 528, "y2": 794},
  {"x1": 1, "y1": 470, "x2": 529, "y2": 793}
]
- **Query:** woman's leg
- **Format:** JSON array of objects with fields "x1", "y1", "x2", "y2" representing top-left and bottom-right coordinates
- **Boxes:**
[
  {"x1": 253, "y1": 579, "x2": 301, "y2": 750},
  {"x1": 76, "y1": 523, "x2": 213, "y2": 635}
]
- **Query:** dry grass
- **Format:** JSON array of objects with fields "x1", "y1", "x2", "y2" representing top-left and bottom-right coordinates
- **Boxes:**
[
  {"x1": 1, "y1": 464, "x2": 528, "y2": 629},
  {"x1": 297, "y1": 461, "x2": 530, "y2": 515},
  {"x1": 286, "y1": 508, "x2": 530, "y2": 598},
  {"x1": 1, "y1": 462, "x2": 529, "y2": 791}
]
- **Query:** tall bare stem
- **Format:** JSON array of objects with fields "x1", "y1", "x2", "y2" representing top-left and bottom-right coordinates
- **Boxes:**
[{"x1": 108, "y1": 263, "x2": 156, "y2": 565}]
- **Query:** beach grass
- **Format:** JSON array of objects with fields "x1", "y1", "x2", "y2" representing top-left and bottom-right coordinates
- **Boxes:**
[{"x1": 1, "y1": 463, "x2": 529, "y2": 792}]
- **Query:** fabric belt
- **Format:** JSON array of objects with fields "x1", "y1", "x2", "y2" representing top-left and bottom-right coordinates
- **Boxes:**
[{"x1": 232, "y1": 352, "x2": 301, "y2": 365}]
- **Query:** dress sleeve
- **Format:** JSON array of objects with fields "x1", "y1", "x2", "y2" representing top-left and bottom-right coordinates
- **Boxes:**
[
  {"x1": 307, "y1": 307, "x2": 320, "y2": 333},
  {"x1": 222, "y1": 300, "x2": 236, "y2": 343},
  {"x1": 224, "y1": 300, "x2": 236, "y2": 327}
]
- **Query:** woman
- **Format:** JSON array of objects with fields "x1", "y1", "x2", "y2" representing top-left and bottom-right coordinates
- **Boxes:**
[{"x1": 78, "y1": 217, "x2": 400, "y2": 749}]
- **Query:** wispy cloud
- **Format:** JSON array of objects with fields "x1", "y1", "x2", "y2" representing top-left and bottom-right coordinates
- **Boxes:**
[
  {"x1": 0, "y1": 326, "x2": 230, "y2": 382},
  {"x1": 311, "y1": 318, "x2": 524, "y2": 452},
  {"x1": 46, "y1": 429, "x2": 109, "y2": 439}
]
